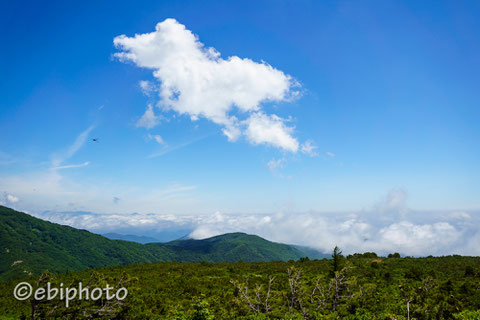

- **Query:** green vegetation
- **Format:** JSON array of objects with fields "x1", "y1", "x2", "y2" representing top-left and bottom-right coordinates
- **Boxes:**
[
  {"x1": 0, "y1": 206, "x2": 320, "y2": 281},
  {"x1": 0, "y1": 255, "x2": 479, "y2": 319},
  {"x1": 1, "y1": 205, "x2": 479, "y2": 319}
]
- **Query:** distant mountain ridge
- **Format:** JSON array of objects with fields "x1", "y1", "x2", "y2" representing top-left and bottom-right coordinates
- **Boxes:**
[
  {"x1": 102, "y1": 233, "x2": 162, "y2": 244},
  {"x1": 0, "y1": 206, "x2": 326, "y2": 280}
]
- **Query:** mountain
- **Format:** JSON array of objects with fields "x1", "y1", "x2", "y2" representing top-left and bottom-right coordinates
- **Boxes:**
[
  {"x1": 0, "y1": 206, "x2": 324, "y2": 280},
  {"x1": 0, "y1": 206, "x2": 158, "y2": 281},
  {"x1": 102, "y1": 232, "x2": 161, "y2": 244},
  {"x1": 293, "y1": 245, "x2": 330, "y2": 260},
  {"x1": 37, "y1": 211, "x2": 193, "y2": 242},
  {"x1": 159, "y1": 232, "x2": 307, "y2": 262}
]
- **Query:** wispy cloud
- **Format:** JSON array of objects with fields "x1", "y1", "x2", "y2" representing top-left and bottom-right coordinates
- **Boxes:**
[
  {"x1": 266, "y1": 158, "x2": 285, "y2": 171},
  {"x1": 51, "y1": 161, "x2": 90, "y2": 170},
  {"x1": 154, "y1": 184, "x2": 197, "y2": 200},
  {"x1": 136, "y1": 104, "x2": 161, "y2": 129},
  {"x1": 148, "y1": 135, "x2": 210, "y2": 158},
  {"x1": 51, "y1": 125, "x2": 94, "y2": 167},
  {"x1": 0, "y1": 167, "x2": 199, "y2": 214},
  {"x1": 266, "y1": 158, "x2": 286, "y2": 177},
  {"x1": 139, "y1": 80, "x2": 155, "y2": 96},
  {"x1": 147, "y1": 134, "x2": 167, "y2": 146},
  {"x1": 301, "y1": 140, "x2": 318, "y2": 157}
]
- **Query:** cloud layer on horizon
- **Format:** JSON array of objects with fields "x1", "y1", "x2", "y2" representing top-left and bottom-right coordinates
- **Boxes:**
[{"x1": 30, "y1": 189, "x2": 480, "y2": 257}]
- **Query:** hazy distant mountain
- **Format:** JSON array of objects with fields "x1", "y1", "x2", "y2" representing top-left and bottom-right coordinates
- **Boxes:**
[
  {"x1": 36, "y1": 210, "x2": 194, "y2": 243},
  {"x1": 0, "y1": 206, "x2": 326, "y2": 280},
  {"x1": 293, "y1": 245, "x2": 330, "y2": 260},
  {"x1": 102, "y1": 233, "x2": 161, "y2": 244}
]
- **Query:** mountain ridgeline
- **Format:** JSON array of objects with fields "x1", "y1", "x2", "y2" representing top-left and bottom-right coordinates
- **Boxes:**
[
  {"x1": 0, "y1": 206, "x2": 325, "y2": 280},
  {"x1": 102, "y1": 232, "x2": 162, "y2": 244}
]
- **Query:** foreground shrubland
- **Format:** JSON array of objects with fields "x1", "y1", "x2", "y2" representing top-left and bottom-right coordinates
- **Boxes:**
[{"x1": 1, "y1": 254, "x2": 479, "y2": 319}]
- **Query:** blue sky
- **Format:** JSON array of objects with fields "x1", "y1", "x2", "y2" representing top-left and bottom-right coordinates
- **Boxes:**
[{"x1": 1, "y1": 1, "x2": 479, "y2": 254}]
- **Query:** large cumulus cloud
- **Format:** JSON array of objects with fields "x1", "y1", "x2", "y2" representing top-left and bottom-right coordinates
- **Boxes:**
[{"x1": 114, "y1": 19, "x2": 313, "y2": 153}]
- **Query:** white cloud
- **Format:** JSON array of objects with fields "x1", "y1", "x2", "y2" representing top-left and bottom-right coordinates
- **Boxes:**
[
  {"x1": 136, "y1": 104, "x2": 161, "y2": 129},
  {"x1": 326, "y1": 151, "x2": 335, "y2": 158},
  {"x1": 374, "y1": 188, "x2": 408, "y2": 215},
  {"x1": 148, "y1": 134, "x2": 166, "y2": 145},
  {"x1": 5, "y1": 193, "x2": 20, "y2": 204},
  {"x1": 377, "y1": 222, "x2": 460, "y2": 256},
  {"x1": 114, "y1": 18, "x2": 307, "y2": 152},
  {"x1": 244, "y1": 112, "x2": 298, "y2": 152},
  {"x1": 35, "y1": 210, "x2": 196, "y2": 234},
  {"x1": 448, "y1": 211, "x2": 471, "y2": 220},
  {"x1": 301, "y1": 140, "x2": 318, "y2": 156},
  {"x1": 185, "y1": 210, "x2": 478, "y2": 256}
]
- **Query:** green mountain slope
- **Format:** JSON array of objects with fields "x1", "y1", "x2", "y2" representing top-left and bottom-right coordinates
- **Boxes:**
[
  {"x1": 156, "y1": 232, "x2": 308, "y2": 262},
  {"x1": 0, "y1": 206, "x2": 160, "y2": 280},
  {"x1": 0, "y1": 206, "x2": 319, "y2": 280}
]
